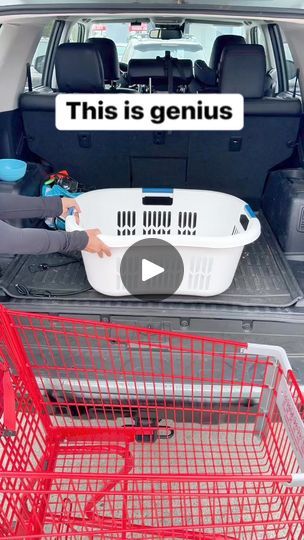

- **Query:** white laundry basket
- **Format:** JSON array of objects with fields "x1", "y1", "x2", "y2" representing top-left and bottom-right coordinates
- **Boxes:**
[{"x1": 66, "y1": 188, "x2": 261, "y2": 297}]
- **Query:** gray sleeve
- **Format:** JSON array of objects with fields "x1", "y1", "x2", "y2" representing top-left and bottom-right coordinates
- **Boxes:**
[
  {"x1": 0, "y1": 219, "x2": 88, "y2": 255},
  {"x1": 0, "y1": 195, "x2": 63, "y2": 220}
]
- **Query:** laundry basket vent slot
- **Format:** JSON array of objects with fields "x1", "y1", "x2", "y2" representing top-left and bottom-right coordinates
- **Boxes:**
[
  {"x1": 188, "y1": 256, "x2": 213, "y2": 291},
  {"x1": 117, "y1": 211, "x2": 136, "y2": 236},
  {"x1": 178, "y1": 212, "x2": 197, "y2": 235},
  {"x1": 143, "y1": 211, "x2": 171, "y2": 235}
]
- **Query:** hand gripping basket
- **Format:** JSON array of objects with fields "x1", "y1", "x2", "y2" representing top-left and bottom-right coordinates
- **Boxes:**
[
  {"x1": 0, "y1": 308, "x2": 303, "y2": 540},
  {"x1": 66, "y1": 188, "x2": 261, "y2": 296}
]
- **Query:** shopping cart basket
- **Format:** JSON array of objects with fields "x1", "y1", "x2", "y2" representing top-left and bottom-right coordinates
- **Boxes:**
[{"x1": 0, "y1": 308, "x2": 303, "y2": 540}]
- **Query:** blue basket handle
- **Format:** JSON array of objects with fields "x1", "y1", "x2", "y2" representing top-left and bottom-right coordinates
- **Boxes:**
[{"x1": 244, "y1": 204, "x2": 256, "y2": 218}]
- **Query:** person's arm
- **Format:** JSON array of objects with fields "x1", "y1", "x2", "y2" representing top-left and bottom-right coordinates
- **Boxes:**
[
  {"x1": 0, "y1": 221, "x2": 111, "y2": 257},
  {"x1": 0, "y1": 195, "x2": 63, "y2": 220},
  {"x1": 0, "y1": 219, "x2": 88, "y2": 255}
]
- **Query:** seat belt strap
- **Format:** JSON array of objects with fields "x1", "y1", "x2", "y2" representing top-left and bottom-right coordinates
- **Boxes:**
[
  {"x1": 293, "y1": 68, "x2": 300, "y2": 98},
  {"x1": 164, "y1": 51, "x2": 173, "y2": 93},
  {"x1": 26, "y1": 62, "x2": 33, "y2": 93}
]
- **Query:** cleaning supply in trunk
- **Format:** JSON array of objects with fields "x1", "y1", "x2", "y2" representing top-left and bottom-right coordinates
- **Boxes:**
[{"x1": 42, "y1": 170, "x2": 81, "y2": 230}]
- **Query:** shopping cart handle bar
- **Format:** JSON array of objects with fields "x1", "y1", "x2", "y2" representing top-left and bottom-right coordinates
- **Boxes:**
[
  {"x1": 241, "y1": 343, "x2": 292, "y2": 377},
  {"x1": 0, "y1": 471, "x2": 293, "y2": 482}
]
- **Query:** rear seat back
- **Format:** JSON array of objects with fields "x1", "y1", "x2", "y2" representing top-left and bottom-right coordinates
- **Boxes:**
[
  {"x1": 20, "y1": 43, "x2": 132, "y2": 186},
  {"x1": 19, "y1": 43, "x2": 301, "y2": 203},
  {"x1": 187, "y1": 44, "x2": 301, "y2": 205}
]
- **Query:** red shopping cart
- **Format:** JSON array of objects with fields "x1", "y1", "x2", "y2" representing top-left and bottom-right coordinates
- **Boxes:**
[{"x1": 0, "y1": 307, "x2": 303, "y2": 539}]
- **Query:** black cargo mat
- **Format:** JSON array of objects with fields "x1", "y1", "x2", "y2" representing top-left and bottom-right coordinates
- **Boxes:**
[{"x1": 0, "y1": 215, "x2": 302, "y2": 307}]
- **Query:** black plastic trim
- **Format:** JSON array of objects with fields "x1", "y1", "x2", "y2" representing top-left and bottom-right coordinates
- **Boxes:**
[
  {"x1": 43, "y1": 19, "x2": 65, "y2": 88},
  {"x1": 268, "y1": 23, "x2": 288, "y2": 93}
]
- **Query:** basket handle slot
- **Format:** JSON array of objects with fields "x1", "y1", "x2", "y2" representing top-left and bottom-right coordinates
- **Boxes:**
[
  {"x1": 142, "y1": 196, "x2": 173, "y2": 206},
  {"x1": 239, "y1": 214, "x2": 249, "y2": 231},
  {"x1": 142, "y1": 187, "x2": 173, "y2": 206}
]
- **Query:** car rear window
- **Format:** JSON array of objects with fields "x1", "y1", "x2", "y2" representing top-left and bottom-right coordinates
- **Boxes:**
[{"x1": 88, "y1": 20, "x2": 246, "y2": 65}]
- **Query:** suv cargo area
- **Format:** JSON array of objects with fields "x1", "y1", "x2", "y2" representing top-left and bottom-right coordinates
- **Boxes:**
[{"x1": 0, "y1": 4, "x2": 304, "y2": 386}]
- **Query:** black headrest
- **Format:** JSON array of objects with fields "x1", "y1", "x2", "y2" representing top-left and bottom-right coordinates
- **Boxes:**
[
  {"x1": 55, "y1": 43, "x2": 104, "y2": 92},
  {"x1": 127, "y1": 57, "x2": 193, "y2": 86},
  {"x1": 218, "y1": 44, "x2": 266, "y2": 98},
  {"x1": 194, "y1": 60, "x2": 217, "y2": 87},
  {"x1": 86, "y1": 37, "x2": 120, "y2": 82},
  {"x1": 209, "y1": 34, "x2": 246, "y2": 70}
]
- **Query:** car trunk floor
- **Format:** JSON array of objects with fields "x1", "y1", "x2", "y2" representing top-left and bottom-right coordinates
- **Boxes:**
[{"x1": 0, "y1": 214, "x2": 302, "y2": 308}]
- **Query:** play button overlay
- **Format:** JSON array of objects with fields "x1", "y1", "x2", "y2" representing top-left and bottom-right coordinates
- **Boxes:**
[
  {"x1": 120, "y1": 238, "x2": 184, "y2": 300},
  {"x1": 142, "y1": 259, "x2": 164, "y2": 282}
]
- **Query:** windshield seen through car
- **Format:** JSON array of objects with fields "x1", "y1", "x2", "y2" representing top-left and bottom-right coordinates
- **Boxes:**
[{"x1": 89, "y1": 21, "x2": 245, "y2": 64}]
